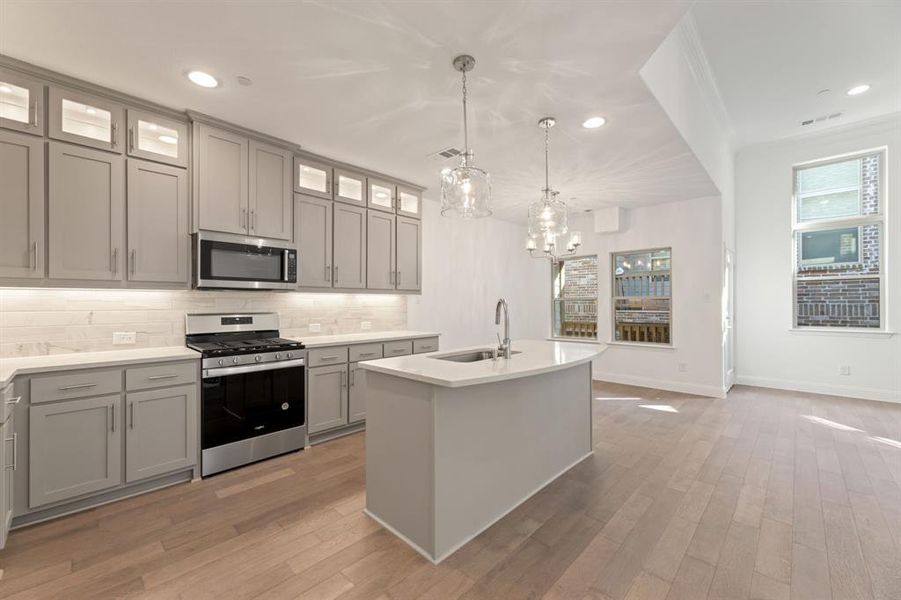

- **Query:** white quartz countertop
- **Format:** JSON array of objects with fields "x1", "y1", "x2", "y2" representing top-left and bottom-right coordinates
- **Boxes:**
[
  {"x1": 297, "y1": 330, "x2": 440, "y2": 348},
  {"x1": 356, "y1": 339, "x2": 604, "y2": 388},
  {"x1": 0, "y1": 347, "x2": 200, "y2": 387}
]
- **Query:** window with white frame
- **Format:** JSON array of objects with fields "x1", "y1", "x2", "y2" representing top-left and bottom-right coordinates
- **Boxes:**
[
  {"x1": 551, "y1": 255, "x2": 598, "y2": 339},
  {"x1": 792, "y1": 151, "x2": 884, "y2": 329},
  {"x1": 612, "y1": 248, "x2": 672, "y2": 344}
]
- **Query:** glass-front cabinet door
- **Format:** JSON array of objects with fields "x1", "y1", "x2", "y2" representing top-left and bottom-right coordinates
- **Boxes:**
[
  {"x1": 0, "y1": 68, "x2": 43, "y2": 135},
  {"x1": 294, "y1": 156, "x2": 333, "y2": 199},
  {"x1": 126, "y1": 109, "x2": 188, "y2": 168},
  {"x1": 49, "y1": 85, "x2": 125, "y2": 152},
  {"x1": 396, "y1": 185, "x2": 422, "y2": 218},
  {"x1": 333, "y1": 167, "x2": 366, "y2": 206},
  {"x1": 367, "y1": 177, "x2": 395, "y2": 213}
]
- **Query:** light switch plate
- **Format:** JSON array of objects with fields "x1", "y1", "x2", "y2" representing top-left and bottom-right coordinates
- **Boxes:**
[
  {"x1": 309, "y1": 323, "x2": 321, "y2": 333},
  {"x1": 113, "y1": 332, "x2": 136, "y2": 345},
  {"x1": 361, "y1": 321, "x2": 372, "y2": 330}
]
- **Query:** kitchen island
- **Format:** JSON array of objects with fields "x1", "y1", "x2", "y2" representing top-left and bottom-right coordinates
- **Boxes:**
[{"x1": 357, "y1": 339, "x2": 605, "y2": 563}]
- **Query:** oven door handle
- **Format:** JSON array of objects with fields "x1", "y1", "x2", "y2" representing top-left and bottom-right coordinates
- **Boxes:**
[{"x1": 202, "y1": 358, "x2": 306, "y2": 379}]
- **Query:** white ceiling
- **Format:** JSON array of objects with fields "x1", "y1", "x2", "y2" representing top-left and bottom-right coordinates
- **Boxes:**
[
  {"x1": 0, "y1": 0, "x2": 719, "y2": 222},
  {"x1": 691, "y1": 1, "x2": 901, "y2": 149}
]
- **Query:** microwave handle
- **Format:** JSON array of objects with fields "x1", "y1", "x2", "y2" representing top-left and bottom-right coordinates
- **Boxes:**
[{"x1": 283, "y1": 249, "x2": 290, "y2": 282}]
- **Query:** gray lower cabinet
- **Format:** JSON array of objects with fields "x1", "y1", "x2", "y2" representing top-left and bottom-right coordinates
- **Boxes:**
[
  {"x1": 1, "y1": 411, "x2": 14, "y2": 549},
  {"x1": 296, "y1": 194, "x2": 333, "y2": 288},
  {"x1": 307, "y1": 364, "x2": 348, "y2": 434},
  {"x1": 29, "y1": 394, "x2": 123, "y2": 508},
  {"x1": 333, "y1": 203, "x2": 366, "y2": 289},
  {"x1": 348, "y1": 364, "x2": 366, "y2": 424},
  {"x1": 249, "y1": 140, "x2": 293, "y2": 241},
  {"x1": 126, "y1": 159, "x2": 189, "y2": 283},
  {"x1": 396, "y1": 216, "x2": 422, "y2": 291},
  {"x1": 195, "y1": 123, "x2": 248, "y2": 235},
  {"x1": 125, "y1": 385, "x2": 197, "y2": 483},
  {"x1": 367, "y1": 210, "x2": 395, "y2": 290},
  {"x1": 0, "y1": 130, "x2": 44, "y2": 278},
  {"x1": 48, "y1": 141, "x2": 125, "y2": 280}
]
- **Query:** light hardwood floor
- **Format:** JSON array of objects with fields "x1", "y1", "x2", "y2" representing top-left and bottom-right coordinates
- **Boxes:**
[{"x1": 1, "y1": 383, "x2": 900, "y2": 600}]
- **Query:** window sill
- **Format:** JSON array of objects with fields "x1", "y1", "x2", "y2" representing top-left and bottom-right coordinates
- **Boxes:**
[
  {"x1": 788, "y1": 328, "x2": 895, "y2": 339},
  {"x1": 606, "y1": 341, "x2": 676, "y2": 349},
  {"x1": 547, "y1": 337, "x2": 602, "y2": 345}
]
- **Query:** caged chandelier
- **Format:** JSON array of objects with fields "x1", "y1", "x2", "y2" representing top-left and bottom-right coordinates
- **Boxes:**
[
  {"x1": 440, "y1": 55, "x2": 492, "y2": 218},
  {"x1": 526, "y1": 117, "x2": 581, "y2": 260}
]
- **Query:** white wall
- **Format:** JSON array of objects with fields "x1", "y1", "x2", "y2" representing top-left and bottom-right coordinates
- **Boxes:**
[
  {"x1": 407, "y1": 198, "x2": 551, "y2": 349},
  {"x1": 735, "y1": 115, "x2": 901, "y2": 403},
  {"x1": 570, "y1": 196, "x2": 726, "y2": 398}
]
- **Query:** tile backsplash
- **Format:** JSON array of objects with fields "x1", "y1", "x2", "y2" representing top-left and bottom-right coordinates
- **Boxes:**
[{"x1": 0, "y1": 288, "x2": 407, "y2": 357}]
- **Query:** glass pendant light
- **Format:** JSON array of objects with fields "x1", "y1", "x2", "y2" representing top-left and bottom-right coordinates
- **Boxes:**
[{"x1": 440, "y1": 55, "x2": 492, "y2": 218}]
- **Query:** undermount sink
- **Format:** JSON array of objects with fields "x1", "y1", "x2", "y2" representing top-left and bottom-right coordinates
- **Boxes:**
[{"x1": 432, "y1": 349, "x2": 521, "y2": 363}]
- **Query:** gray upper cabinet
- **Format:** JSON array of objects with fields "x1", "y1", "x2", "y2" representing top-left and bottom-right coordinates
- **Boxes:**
[
  {"x1": 125, "y1": 384, "x2": 197, "y2": 483},
  {"x1": 333, "y1": 203, "x2": 366, "y2": 289},
  {"x1": 195, "y1": 123, "x2": 248, "y2": 235},
  {"x1": 367, "y1": 177, "x2": 395, "y2": 213},
  {"x1": 29, "y1": 395, "x2": 123, "y2": 508},
  {"x1": 333, "y1": 167, "x2": 366, "y2": 207},
  {"x1": 126, "y1": 159, "x2": 189, "y2": 284},
  {"x1": 0, "y1": 131, "x2": 44, "y2": 278},
  {"x1": 126, "y1": 109, "x2": 188, "y2": 168},
  {"x1": 295, "y1": 194, "x2": 333, "y2": 288},
  {"x1": 49, "y1": 86, "x2": 125, "y2": 153},
  {"x1": 0, "y1": 67, "x2": 43, "y2": 136},
  {"x1": 294, "y1": 156, "x2": 333, "y2": 200},
  {"x1": 396, "y1": 185, "x2": 422, "y2": 219},
  {"x1": 396, "y1": 216, "x2": 422, "y2": 291},
  {"x1": 249, "y1": 140, "x2": 293, "y2": 241},
  {"x1": 367, "y1": 210, "x2": 395, "y2": 290},
  {"x1": 49, "y1": 142, "x2": 124, "y2": 281},
  {"x1": 307, "y1": 364, "x2": 348, "y2": 434}
]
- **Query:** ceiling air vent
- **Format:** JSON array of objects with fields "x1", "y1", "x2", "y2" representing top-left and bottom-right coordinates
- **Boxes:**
[
  {"x1": 801, "y1": 112, "x2": 843, "y2": 126},
  {"x1": 429, "y1": 146, "x2": 463, "y2": 160}
]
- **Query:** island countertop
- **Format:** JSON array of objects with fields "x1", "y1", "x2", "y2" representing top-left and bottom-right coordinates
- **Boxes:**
[{"x1": 356, "y1": 339, "x2": 604, "y2": 388}]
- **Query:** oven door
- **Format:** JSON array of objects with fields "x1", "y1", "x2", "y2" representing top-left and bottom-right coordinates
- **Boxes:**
[
  {"x1": 201, "y1": 359, "x2": 305, "y2": 451},
  {"x1": 195, "y1": 232, "x2": 297, "y2": 290}
]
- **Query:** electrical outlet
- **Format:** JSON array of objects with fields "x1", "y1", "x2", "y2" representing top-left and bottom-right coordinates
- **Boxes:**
[
  {"x1": 361, "y1": 321, "x2": 372, "y2": 330},
  {"x1": 678, "y1": 362, "x2": 687, "y2": 373},
  {"x1": 309, "y1": 323, "x2": 321, "y2": 333},
  {"x1": 113, "y1": 332, "x2": 136, "y2": 345},
  {"x1": 840, "y1": 365, "x2": 851, "y2": 376}
]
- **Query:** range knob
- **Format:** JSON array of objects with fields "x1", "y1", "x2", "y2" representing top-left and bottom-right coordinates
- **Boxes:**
[
  {"x1": 232, "y1": 357, "x2": 239, "y2": 364},
  {"x1": 218, "y1": 359, "x2": 225, "y2": 366},
  {"x1": 255, "y1": 355, "x2": 262, "y2": 362},
  {"x1": 275, "y1": 353, "x2": 282, "y2": 360},
  {"x1": 287, "y1": 352, "x2": 293, "y2": 359}
]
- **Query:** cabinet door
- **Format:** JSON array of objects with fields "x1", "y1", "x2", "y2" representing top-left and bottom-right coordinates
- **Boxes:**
[
  {"x1": 294, "y1": 156, "x2": 333, "y2": 199},
  {"x1": 249, "y1": 140, "x2": 293, "y2": 240},
  {"x1": 0, "y1": 412, "x2": 13, "y2": 550},
  {"x1": 367, "y1": 177, "x2": 395, "y2": 213},
  {"x1": 49, "y1": 142, "x2": 124, "y2": 280},
  {"x1": 126, "y1": 159, "x2": 189, "y2": 283},
  {"x1": 196, "y1": 124, "x2": 249, "y2": 235},
  {"x1": 126, "y1": 109, "x2": 188, "y2": 168},
  {"x1": 366, "y1": 210, "x2": 395, "y2": 290},
  {"x1": 29, "y1": 395, "x2": 123, "y2": 508},
  {"x1": 49, "y1": 86, "x2": 125, "y2": 153},
  {"x1": 348, "y1": 364, "x2": 366, "y2": 424},
  {"x1": 333, "y1": 167, "x2": 366, "y2": 206},
  {"x1": 396, "y1": 185, "x2": 422, "y2": 219},
  {"x1": 0, "y1": 68, "x2": 43, "y2": 135},
  {"x1": 125, "y1": 385, "x2": 197, "y2": 483},
  {"x1": 333, "y1": 203, "x2": 366, "y2": 289},
  {"x1": 396, "y1": 216, "x2": 422, "y2": 291},
  {"x1": 295, "y1": 194, "x2": 333, "y2": 288},
  {"x1": 0, "y1": 131, "x2": 44, "y2": 278},
  {"x1": 308, "y1": 364, "x2": 348, "y2": 434}
]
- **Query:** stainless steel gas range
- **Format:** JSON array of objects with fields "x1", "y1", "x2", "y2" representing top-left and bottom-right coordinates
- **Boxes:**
[{"x1": 186, "y1": 312, "x2": 306, "y2": 476}]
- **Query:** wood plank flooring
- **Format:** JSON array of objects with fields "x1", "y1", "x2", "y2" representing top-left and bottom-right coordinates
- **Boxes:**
[{"x1": 1, "y1": 383, "x2": 900, "y2": 600}]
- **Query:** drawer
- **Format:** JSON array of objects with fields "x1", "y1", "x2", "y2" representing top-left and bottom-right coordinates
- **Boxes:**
[
  {"x1": 383, "y1": 340, "x2": 413, "y2": 358},
  {"x1": 413, "y1": 337, "x2": 440, "y2": 354},
  {"x1": 126, "y1": 361, "x2": 197, "y2": 391},
  {"x1": 349, "y1": 343, "x2": 383, "y2": 362},
  {"x1": 31, "y1": 368, "x2": 122, "y2": 404},
  {"x1": 307, "y1": 346, "x2": 349, "y2": 368}
]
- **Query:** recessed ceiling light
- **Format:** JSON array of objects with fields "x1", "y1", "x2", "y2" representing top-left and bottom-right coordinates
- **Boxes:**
[
  {"x1": 158, "y1": 135, "x2": 178, "y2": 144},
  {"x1": 0, "y1": 85, "x2": 11, "y2": 93},
  {"x1": 582, "y1": 116, "x2": 607, "y2": 129},
  {"x1": 86, "y1": 107, "x2": 96, "y2": 115},
  {"x1": 148, "y1": 123, "x2": 158, "y2": 131},
  {"x1": 187, "y1": 70, "x2": 219, "y2": 88},
  {"x1": 846, "y1": 84, "x2": 870, "y2": 96}
]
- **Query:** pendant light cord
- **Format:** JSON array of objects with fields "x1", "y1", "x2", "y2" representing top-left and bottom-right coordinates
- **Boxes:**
[
  {"x1": 544, "y1": 124, "x2": 550, "y2": 197},
  {"x1": 461, "y1": 69, "x2": 469, "y2": 156}
]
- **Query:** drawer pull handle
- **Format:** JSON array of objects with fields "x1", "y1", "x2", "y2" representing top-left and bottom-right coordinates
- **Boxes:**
[
  {"x1": 59, "y1": 383, "x2": 97, "y2": 391},
  {"x1": 147, "y1": 374, "x2": 178, "y2": 380},
  {"x1": 359, "y1": 352, "x2": 377, "y2": 357},
  {"x1": 320, "y1": 355, "x2": 340, "y2": 360},
  {"x1": 5, "y1": 396, "x2": 21, "y2": 405}
]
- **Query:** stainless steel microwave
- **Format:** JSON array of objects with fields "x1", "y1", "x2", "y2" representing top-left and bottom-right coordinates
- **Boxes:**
[{"x1": 193, "y1": 231, "x2": 297, "y2": 290}]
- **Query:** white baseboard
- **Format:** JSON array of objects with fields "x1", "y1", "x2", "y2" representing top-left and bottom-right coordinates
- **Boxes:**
[
  {"x1": 593, "y1": 371, "x2": 726, "y2": 399},
  {"x1": 735, "y1": 374, "x2": 900, "y2": 404}
]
